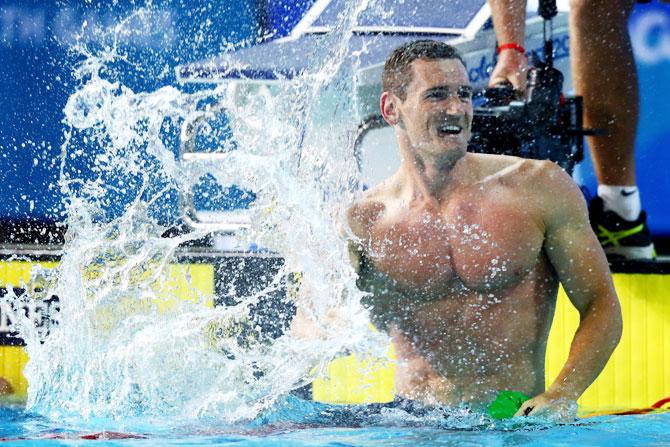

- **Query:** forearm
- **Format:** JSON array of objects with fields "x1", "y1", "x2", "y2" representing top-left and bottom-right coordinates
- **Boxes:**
[
  {"x1": 488, "y1": 0, "x2": 527, "y2": 45},
  {"x1": 547, "y1": 293, "x2": 623, "y2": 400}
]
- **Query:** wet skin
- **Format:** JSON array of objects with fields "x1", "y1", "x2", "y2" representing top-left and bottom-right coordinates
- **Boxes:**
[
  {"x1": 345, "y1": 58, "x2": 621, "y2": 412},
  {"x1": 351, "y1": 156, "x2": 558, "y2": 406}
]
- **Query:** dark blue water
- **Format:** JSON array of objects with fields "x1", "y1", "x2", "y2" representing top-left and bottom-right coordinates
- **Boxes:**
[{"x1": 1, "y1": 398, "x2": 669, "y2": 446}]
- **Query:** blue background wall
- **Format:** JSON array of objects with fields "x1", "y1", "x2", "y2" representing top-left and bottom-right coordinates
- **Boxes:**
[
  {"x1": 1, "y1": 1, "x2": 669, "y2": 239},
  {"x1": 0, "y1": 0, "x2": 262, "y2": 224}
]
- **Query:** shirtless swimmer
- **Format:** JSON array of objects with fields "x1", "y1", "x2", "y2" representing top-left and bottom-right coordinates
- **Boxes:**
[{"x1": 345, "y1": 40, "x2": 622, "y2": 418}]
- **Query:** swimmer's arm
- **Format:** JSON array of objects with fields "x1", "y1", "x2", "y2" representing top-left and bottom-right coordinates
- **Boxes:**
[
  {"x1": 488, "y1": 0, "x2": 529, "y2": 90},
  {"x1": 290, "y1": 210, "x2": 364, "y2": 339},
  {"x1": 530, "y1": 164, "x2": 622, "y2": 411}
]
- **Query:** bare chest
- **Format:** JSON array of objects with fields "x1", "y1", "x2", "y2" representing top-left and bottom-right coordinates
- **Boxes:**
[{"x1": 366, "y1": 194, "x2": 545, "y2": 293}]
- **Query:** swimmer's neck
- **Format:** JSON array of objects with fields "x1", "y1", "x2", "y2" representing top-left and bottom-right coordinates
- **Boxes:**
[{"x1": 398, "y1": 147, "x2": 471, "y2": 203}]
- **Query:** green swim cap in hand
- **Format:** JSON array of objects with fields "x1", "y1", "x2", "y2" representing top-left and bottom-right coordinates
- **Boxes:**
[{"x1": 487, "y1": 390, "x2": 530, "y2": 420}]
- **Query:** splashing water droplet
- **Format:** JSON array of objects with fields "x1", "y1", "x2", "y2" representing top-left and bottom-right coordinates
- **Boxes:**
[{"x1": 3, "y1": 0, "x2": 393, "y2": 423}]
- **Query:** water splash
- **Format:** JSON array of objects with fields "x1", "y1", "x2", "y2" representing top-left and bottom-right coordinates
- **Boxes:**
[{"x1": 3, "y1": 0, "x2": 392, "y2": 422}]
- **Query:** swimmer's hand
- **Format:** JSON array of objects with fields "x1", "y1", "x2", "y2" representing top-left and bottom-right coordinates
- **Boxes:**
[
  {"x1": 489, "y1": 49, "x2": 528, "y2": 92},
  {"x1": 514, "y1": 392, "x2": 577, "y2": 422},
  {"x1": 290, "y1": 307, "x2": 350, "y2": 340}
]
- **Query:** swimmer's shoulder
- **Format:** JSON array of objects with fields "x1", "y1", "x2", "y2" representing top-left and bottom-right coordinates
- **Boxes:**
[
  {"x1": 471, "y1": 153, "x2": 584, "y2": 215},
  {"x1": 503, "y1": 156, "x2": 577, "y2": 198},
  {"x1": 345, "y1": 178, "x2": 395, "y2": 272},
  {"x1": 347, "y1": 174, "x2": 401, "y2": 238},
  {"x1": 471, "y1": 153, "x2": 567, "y2": 189},
  {"x1": 521, "y1": 159, "x2": 588, "y2": 224}
]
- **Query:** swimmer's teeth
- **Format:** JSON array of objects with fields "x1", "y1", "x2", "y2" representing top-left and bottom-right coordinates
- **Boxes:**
[{"x1": 440, "y1": 124, "x2": 462, "y2": 134}]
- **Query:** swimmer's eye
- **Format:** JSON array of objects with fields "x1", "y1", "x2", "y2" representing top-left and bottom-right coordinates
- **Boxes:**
[
  {"x1": 424, "y1": 86, "x2": 473, "y2": 102},
  {"x1": 457, "y1": 86, "x2": 473, "y2": 101},
  {"x1": 424, "y1": 90, "x2": 450, "y2": 101}
]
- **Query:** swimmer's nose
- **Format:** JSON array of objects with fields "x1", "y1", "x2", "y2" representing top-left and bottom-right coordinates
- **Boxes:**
[{"x1": 444, "y1": 94, "x2": 468, "y2": 113}]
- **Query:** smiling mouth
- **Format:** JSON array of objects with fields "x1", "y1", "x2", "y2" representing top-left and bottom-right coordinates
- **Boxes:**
[{"x1": 438, "y1": 123, "x2": 463, "y2": 135}]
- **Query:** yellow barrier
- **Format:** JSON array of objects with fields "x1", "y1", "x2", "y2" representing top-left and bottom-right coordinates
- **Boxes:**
[
  {"x1": 0, "y1": 346, "x2": 28, "y2": 400},
  {"x1": 547, "y1": 274, "x2": 670, "y2": 411},
  {"x1": 312, "y1": 345, "x2": 397, "y2": 404},
  {"x1": 1, "y1": 260, "x2": 668, "y2": 411}
]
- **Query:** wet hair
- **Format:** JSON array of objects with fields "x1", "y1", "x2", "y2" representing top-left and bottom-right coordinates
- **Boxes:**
[{"x1": 382, "y1": 40, "x2": 466, "y2": 101}]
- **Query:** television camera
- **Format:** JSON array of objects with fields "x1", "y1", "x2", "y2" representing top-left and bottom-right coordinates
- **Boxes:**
[{"x1": 468, "y1": 0, "x2": 598, "y2": 175}]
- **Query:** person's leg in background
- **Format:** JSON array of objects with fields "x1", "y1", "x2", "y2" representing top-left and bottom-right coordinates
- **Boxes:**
[{"x1": 569, "y1": 0, "x2": 655, "y2": 259}]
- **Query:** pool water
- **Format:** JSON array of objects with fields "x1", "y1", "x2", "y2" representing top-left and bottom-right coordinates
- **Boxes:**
[{"x1": 1, "y1": 400, "x2": 669, "y2": 446}]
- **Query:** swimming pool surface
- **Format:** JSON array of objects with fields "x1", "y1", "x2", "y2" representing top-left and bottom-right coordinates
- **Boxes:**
[{"x1": 2, "y1": 399, "x2": 669, "y2": 446}]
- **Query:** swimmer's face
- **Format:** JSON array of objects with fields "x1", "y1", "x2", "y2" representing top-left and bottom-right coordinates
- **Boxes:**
[{"x1": 382, "y1": 58, "x2": 473, "y2": 161}]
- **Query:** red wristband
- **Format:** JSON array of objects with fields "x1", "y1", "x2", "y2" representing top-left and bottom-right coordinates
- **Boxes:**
[{"x1": 497, "y1": 43, "x2": 526, "y2": 55}]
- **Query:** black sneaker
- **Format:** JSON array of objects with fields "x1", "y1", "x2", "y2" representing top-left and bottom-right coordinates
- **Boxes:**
[{"x1": 588, "y1": 197, "x2": 656, "y2": 260}]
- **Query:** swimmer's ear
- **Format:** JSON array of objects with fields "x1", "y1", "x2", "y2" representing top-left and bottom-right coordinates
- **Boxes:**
[{"x1": 380, "y1": 91, "x2": 400, "y2": 126}]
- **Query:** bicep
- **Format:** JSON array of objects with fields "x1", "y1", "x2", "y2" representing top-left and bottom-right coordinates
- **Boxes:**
[
  {"x1": 542, "y1": 173, "x2": 616, "y2": 315},
  {"x1": 545, "y1": 220, "x2": 615, "y2": 315}
]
